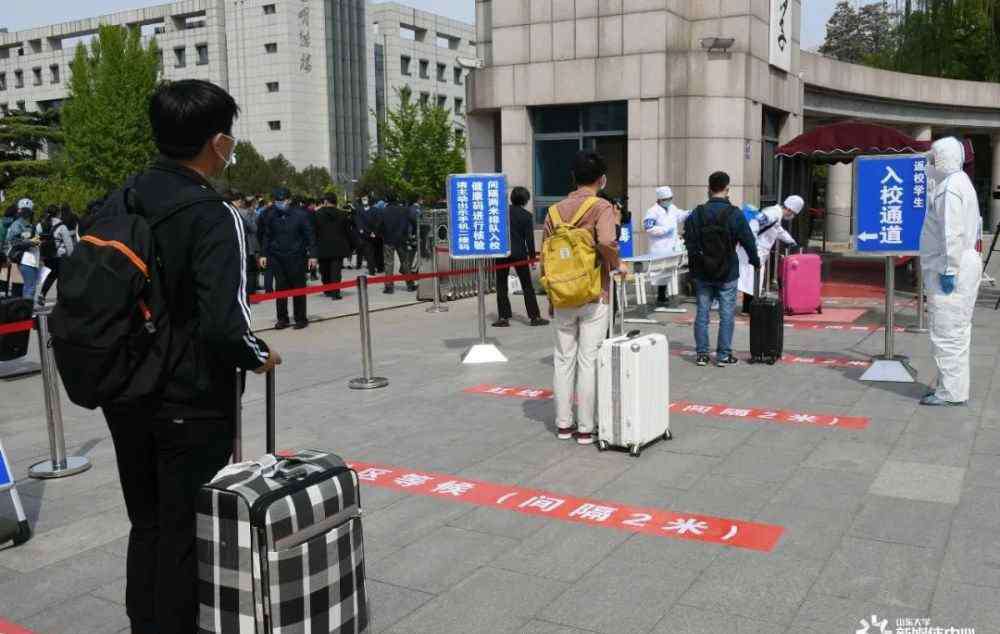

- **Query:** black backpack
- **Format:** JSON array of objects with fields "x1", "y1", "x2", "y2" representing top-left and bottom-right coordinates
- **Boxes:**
[
  {"x1": 695, "y1": 204, "x2": 735, "y2": 281},
  {"x1": 49, "y1": 180, "x2": 222, "y2": 409},
  {"x1": 38, "y1": 217, "x2": 57, "y2": 261}
]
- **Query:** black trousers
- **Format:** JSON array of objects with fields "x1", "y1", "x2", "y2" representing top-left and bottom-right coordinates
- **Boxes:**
[
  {"x1": 40, "y1": 257, "x2": 60, "y2": 299},
  {"x1": 318, "y1": 257, "x2": 344, "y2": 295},
  {"x1": 246, "y1": 255, "x2": 259, "y2": 296},
  {"x1": 106, "y1": 411, "x2": 233, "y2": 634},
  {"x1": 271, "y1": 254, "x2": 308, "y2": 324},
  {"x1": 494, "y1": 261, "x2": 541, "y2": 320}
]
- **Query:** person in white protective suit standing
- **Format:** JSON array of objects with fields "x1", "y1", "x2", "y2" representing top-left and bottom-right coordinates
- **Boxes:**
[
  {"x1": 643, "y1": 186, "x2": 690, "y2": 306},
  {"x1": 737, "y1": 195, "x2": 804, "y2": 313},
  {"x1": 919, "y1": 137, "x2": 983, "y2": 406}
]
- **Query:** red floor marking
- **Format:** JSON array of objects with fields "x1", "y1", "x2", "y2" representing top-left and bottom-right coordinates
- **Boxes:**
[
  {"x1": 0, "y1": 620, "x2": 36, "y2": 634},
  {"x1": 672, "y1": 317, "x2": 905, "y2": 332},
  {"x1": 463, "y1": 385, "x2": 869, "y2": 430},
  {"x1": 349, "y1": 461, "x2": 784, "y2": 551},
  {"x1": 670, "y1": 347, "x2": 871, "y2": 369}
]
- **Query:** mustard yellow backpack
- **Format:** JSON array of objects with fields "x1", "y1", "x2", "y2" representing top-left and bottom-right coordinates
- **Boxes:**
[{"x1": 540, "y1": 197, "x2": 603, "y2": 309}]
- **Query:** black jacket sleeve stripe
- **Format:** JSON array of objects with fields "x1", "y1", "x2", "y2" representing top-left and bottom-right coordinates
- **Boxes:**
[{"x1": 223, "y1": 202, "x2": 269, "y2": 365}]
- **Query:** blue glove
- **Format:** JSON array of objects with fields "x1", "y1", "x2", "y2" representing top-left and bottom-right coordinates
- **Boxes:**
[{"x1": 939, "y1": 274, "x2": 956, "y2": 295}]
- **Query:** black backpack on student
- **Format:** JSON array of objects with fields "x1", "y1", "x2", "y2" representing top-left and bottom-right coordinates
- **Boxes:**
[
  {"x1": 695, "y1": 204, "x2": 735, "y2": 281},
  {"x1": 38, "y1": 217, "x2": 57, "y2": 261},
  {"x1": 48, "y1": 180, "x2": 222, "y2": 409}
]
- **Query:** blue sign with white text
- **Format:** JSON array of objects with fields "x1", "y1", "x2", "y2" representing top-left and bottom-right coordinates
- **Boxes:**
[
  {"x1": 853, "y1": 154, "x2": 929, "y2": 254},
  {"x1": 447, "y1": 174, "x2": 511, "y2": 259},
  {"x1": 618, "y1": 225, "x2": 634, "y2": 258},
  {"x1": 0, "y1": 441, "x2": 12, "y2": 491}
]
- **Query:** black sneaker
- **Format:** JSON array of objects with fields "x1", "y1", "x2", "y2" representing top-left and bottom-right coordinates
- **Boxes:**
[
  {"x1": 383, "y1": 286, "x2": 395, "y2": 295},
  {"x1": 530, "y1": 318, "x2": 550, "y2": 327},
  {"x1": 696, "y1": 354, "x2": 710, "y2": 367},
  {"x1": 716, "y1": 354, "x2": 739, "y2": 367},
  {"x1": 492, "y1": 319, "x2": 510, "y2": 327},
  {"x1": 274, "y1": 321, "x2": 290, "y2": 330},
  {"x1": 293, "y1": 321, "x2": 309, "y2": 330}
]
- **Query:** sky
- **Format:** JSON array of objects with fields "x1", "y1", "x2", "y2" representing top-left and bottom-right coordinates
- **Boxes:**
[{"x1": 4, "y1": 0, "x2": 836, "y2": 48}]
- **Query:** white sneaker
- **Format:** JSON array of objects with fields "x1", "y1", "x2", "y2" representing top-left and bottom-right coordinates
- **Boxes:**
[{"x1": 575, "y1": 432, "x2": 595, "y2": 445}]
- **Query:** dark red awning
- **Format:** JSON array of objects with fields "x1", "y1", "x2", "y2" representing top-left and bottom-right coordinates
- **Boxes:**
[{"x1": 776, "y1": 121, "x2": 931, "y2": 160}]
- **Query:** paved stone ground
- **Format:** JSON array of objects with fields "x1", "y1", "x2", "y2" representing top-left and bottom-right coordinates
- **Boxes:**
[{"x1": 3, "y1": 262, "x2": 1000, "y2": 633}]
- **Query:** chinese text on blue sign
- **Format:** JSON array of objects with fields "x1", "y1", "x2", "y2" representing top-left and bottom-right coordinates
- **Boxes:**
[
  {"x1": 0, "y1": 441, "x2": 12, "y2": 491},
  {"x1": 447, "y1": 174, "x2": 511, "y2": 259},
  {"x1": 853, "y1": 154, "x2": 929, "y2": 254}
]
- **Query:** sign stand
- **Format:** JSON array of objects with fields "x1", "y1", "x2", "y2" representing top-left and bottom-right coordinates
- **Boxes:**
[
  {"x1": 906, "y1": 259, "x2": 928, "y2": 334},
  {"x1": 462, "y1": 260, "x2": 508, "y2": 364},
  {"x1": 861, "y1": 256, "x2": 915, "y2": 383},
  {"x1": 0, "y1": 440, "x2": 31, "y2": 546}
]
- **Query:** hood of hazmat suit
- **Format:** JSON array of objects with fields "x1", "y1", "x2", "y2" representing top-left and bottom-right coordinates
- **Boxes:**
[{"x1": 919, "y1": 136, "x2": 983, "y2": 403}]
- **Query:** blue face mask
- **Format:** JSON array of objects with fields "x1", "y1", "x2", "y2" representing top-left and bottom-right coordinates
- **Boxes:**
[
  {"x1": 276, "y1": 200, "x2": 289, "y2": 210},
  {"x1": 658, "y1": 201, "x2": 672, "y2": 211}
]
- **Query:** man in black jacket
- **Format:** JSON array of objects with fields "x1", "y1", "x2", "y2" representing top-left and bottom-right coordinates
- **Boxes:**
[
  {"x1": 314, "y1": 192, "x2": 356, "y2": 299},
  {"x1": 105, "y1": 80, "x2": 281, "y2": 634},
  {"x1": 260, "y1": 187, "x2": 317, "y2": 329},
  {"x1": 377, "y1": 198, "x2": 417, "y2": 294},
  {"x1": 493, "y1": 186, "x2": 548, "y2": 327}
]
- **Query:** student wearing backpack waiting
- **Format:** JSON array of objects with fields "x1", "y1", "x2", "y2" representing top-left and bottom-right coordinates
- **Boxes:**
[
  {"x1": 541, "y1": 150, "x2": 624, "y2": 445},
  {"x1": 683, "y1": 171, "x2": 760, "y2": 367}
]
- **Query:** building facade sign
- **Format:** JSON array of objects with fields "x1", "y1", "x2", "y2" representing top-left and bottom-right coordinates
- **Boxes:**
[{"x1": 769, "y1": 0, "x2": 792, "y2": 72}]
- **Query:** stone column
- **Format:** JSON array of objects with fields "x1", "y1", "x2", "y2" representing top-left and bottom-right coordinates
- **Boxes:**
[
  {"x1": 991, "y1": 133, "x2": 1000, "y2": 232},
  {"x1": 826, "y1": 161, "x2": 853, "y2": 244}
]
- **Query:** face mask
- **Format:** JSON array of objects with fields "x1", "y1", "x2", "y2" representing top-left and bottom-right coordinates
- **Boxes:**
[
  {"x1": 658, "y1": 200, "x2": 672, "y2": 210},
  {"x1": 276, "y1": 200, "x2": 289, "y2": 210},
  {"x1": 216, "y1": 133, "x2": 237, "y2": 168}
]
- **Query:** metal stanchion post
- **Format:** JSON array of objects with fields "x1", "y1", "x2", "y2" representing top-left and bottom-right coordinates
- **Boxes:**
[
  {"x1": 349, "y1": 275, "x2": 389, "y2": 390},
  {"x1": 233, "y1": 370, "x2": 243, "y2": 462},
  {"x1": 885, "y1": 255, "x2": 895, "y2": 360},
  {"x1": 29, "y1": 312, "x2": 92, "y2": 479},
  {"x1": 461, "y1": 260, "x2": 508, "y2": 364},
  {"x1": 477, "y1": 261, "x2": 487, "y2": 344},
  {"x1": 907, "y1": 258, "x2": 928, "y2": 333},
  {"x1": 265, "y1": 370, "x2": 276, "y2": 454},
  {"x1": 427, "y1": 244, "x2": 448, "y2": 313}
]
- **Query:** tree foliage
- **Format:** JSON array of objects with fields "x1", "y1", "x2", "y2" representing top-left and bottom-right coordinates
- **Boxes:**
[
  {"x1": 0, "y1": 109, "x2": 62, "y2": 188},
  {"x1": 61, "y1": 24, "x2": 160, "y2": 192},
  {"x1": 223, "y1": 140, "x2": 336, "y2": 198},
  {"x1": 820, "y1": 1, "x2": 894, "y2": 63},
  {"x1": 3, "y1": 176, "x2": 103, "y2": 215},
  {"x1": 359, "y1": 88, "x2": 466, "y2": 203}
]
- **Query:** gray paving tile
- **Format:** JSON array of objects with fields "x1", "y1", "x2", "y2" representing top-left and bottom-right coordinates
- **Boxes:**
[
  {"x1": 21, "y1": 593, "x2": 130, "y2": 634},
  {"x1": 954, "y1": 485, "x2": 1000, "y2": 530},
  {"x1": 905, "y1": 411, "x2": 979, "y2": 439},
  {"x1": 661, "y1": 419, "x2": 757, "y2": 457},
  {"x1": 930, "y1": 581, "x2": 1000, "y2": 632},
  {"x1": 710, "y1": 444, "x2": 807, "y2": 484},
  {"x1": 363, "y1": 496, "x2": 475, "y2": 562},
  {"x1": 518, "y1": 621, "x2": 590, "y2": 634},
  {"x1": 4, "y1": 484, "x2": 124, "y2": 536},
  {"x1": 972, "y1": 429, "x2": 1000, "y2": 455},
  {"x1": 888, "y1": 431, "x2": 974, "y2": 467},
  {"x1": 447, "y1": 505, "x2": 550, "y2": 540},
  {"x1": 803, "y1": 439, "x2": 892, "y2": 475},
  {"x1": 669, "y1": 475, "x2": 777, "y2": 519},
  {"x1": 369, "y1": 526, "x2": 516, "y2": 594},
  {"x1": 544, "y1": 557, "x2": 696, "y2": 634},
  {"x1": 848, "y1": 496, "x2": 954, "y2": 549},
  {"x1": 385, "y1": 567, "x2": 569, "y2": 634},
  {"x1": 0, "y1": 548, "x2": 126, "y2": 621},
  {"x1": 869, "y1": 461, "x2": 965, "y2": 504},
  {"x1": 590, "y1": 476, "x2": 685, "y2": 510},
  {"x1": 367, "y1": 580, "x2": 434, "y2": 633},
  {"x1": 90, "y1": 577, "x2": 126, "y2": 606},
  {"x1": 611, "y1": 451, "x2": 722, "y2": 491},
  {"x1": 677, "y1": 550, "x2": 824, "y2": 625},
  {"x1": 754, "y1": 503, "x2": 853, "y2": 562},
  {"x1": 965, "y1": 453, "x2": 1000, "y2": 489},
  {"x1": 652, "y1": 605, "x2": 786, "y2": 634},
  {"x1": 611, "y1": 532, "x2": 722, "y2": 572},
  {"x1": 492, "y1": 522, "x2": 631, "y2": 583},
  {"x1": 520, "y1": 454, "x2": 633, "y2": 498},
  {"x1": 795, "y1": 592, "x2": 921, "y2": 631},
  {"x1": 769, "y1": 468, "x2": 874, "y2": 512},
  {"x1": 813, "y1": 537, "x2": 940, "y2": 610},
  {"x1": 940, "y1": 527, "x2": 1000, "y2": 589},
  {"x1": 0, "y1": 509, "x2": 131, "y2": 572},
  {"x1": 743, "y1": 425, "x2": 828, "y2": 452}
]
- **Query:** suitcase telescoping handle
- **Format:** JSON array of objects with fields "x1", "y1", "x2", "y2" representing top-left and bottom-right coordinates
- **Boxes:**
[{"x1": 233, "y1": 368, "x2": 277, "y2": 462}]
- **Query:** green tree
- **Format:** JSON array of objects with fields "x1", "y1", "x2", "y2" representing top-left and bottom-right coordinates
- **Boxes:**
[
  {"x1": 3, "y1": 176, "x2": 103, "y2": 216},
  {"x1": 288, "y1": 165, "x2": 335, "y2": 198},
  {"x1": 266, "y1": 155, "x2": 296, "y2": 189},
  {"x1": 224, "y1": 140, "x2": 272, "y2": 194},
  {"x1": 362, "y1": 87, "x2": 466, "y2": 202},
  {"x1": 61, "y1": 24, "x2": 160, "y2": 192},
  {"x1": 0, "y1": 108, "x2": 63, "y2": 188},
  {"x1": 820, "y1": 1, "x2": 894, "y2": 63}
]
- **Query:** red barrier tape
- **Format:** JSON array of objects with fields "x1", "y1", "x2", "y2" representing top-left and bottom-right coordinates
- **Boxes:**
[
  {"x1": 0, "y1": 319, "x2": 33, "y2": 335},
  {"x1": 248, "y1": 258, "x2": 539, "y2": 305}
]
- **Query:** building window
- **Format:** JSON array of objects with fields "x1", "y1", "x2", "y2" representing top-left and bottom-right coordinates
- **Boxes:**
[
  {"x1": 14, "y1": 70, "x2": 23, "y2": 89},
  {"x1": 268, "y1": 120, "x2": 281, "y2": 131},
  {"x1": 400, "y1": 55, "x2": 411, "y2": 76},
  {"x1": 266, "y1": 81, "x2": 279, "y2": 93},
  {"x1": 16, "y1": 100, "x2": 25, "y2": 111},
  {"x1": 17, "y1": 48, "x2": 24, "y2": 57},
  {"x1": 174, "y1": 46, "x2": 186, "y2": 68},
  {"x1": 155, "y1": 50, "x2": 163, "y2": 69},
  {"x1": 436, "y1": 95, "x2": 447, "y2": 108},
  {"x1": 454, "y1": 67, "x2": 463, "y2": 85},
  {"x1": 0, "y1": 103, "x2": 7, "y2": 116},
  {"x1": 49, "y1": 64, "x2": 59, "y2": 84},
  {"x1": 265, "y1": 42, "x2": 278, "y2": 54},
  {"x1": 32, "y1": 68, "x2": 42, "y2": 86},
  {"x1": 419, "y1": 60, "x2": 429, "y2": 79},
  {"x1": 400, "y1": 25, "x2": 424, "y2": 42},
  {"x1": 454, "y1": 97, "x2": 463, "y2": 114},
  {"x1": 263, "y1": 4, "x2": 276, "y2": 15},
  {"x1": 0, "y1": 73, "x2": 6, "y2": 91},
  {"x1": 196, "y1": 44, "x2": 209, "y2": 66},
  {"x1": 437, "y1": 63, "x2": 446, "y2": 82},
  {"x1": 419, "y1": 92, "x2": 429, "y2": 106},
  {"x1": 760, "y1": 108, "x2": 785, "y2": 207}
]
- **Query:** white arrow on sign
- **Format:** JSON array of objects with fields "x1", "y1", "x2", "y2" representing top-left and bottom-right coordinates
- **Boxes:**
[{"x1": 858, "y1": 232, "x2": 879, "y2": 242}]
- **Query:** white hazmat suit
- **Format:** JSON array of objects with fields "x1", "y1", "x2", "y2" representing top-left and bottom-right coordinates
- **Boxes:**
[
  {"x1": 737, "y1": 197, "x2": 802, "y2": 296},
  {"x1": 643, "y1": 186, "x2": 690, "y2": 293},
  {"x1": 919, "y1": 137, "x2": 983, "y2": 404}
]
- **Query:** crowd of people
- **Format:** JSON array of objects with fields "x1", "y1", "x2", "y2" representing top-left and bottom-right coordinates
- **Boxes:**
[{"x1": 1, "y1": 199, "x2": 80, "y2": 304}]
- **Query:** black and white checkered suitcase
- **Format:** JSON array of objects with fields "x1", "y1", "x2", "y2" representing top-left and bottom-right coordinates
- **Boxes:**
[{"x1": 197, "y1": 371, "x2": 369, "y2": 633}]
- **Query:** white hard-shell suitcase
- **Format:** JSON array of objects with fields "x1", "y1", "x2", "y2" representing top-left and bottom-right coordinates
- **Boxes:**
[{"x1": 597, "y1": 277, "x2": 671, "y2": 457}]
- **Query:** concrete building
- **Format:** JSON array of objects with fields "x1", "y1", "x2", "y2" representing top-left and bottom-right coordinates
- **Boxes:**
[
  {"x1": 0, "y1": 0, "x2": 369, "y2": 182},
  {"x1": 466, "y1": 0, "x2": 1000, "y2": 240},
  {"x1": 366, "y1": 2, "x2": 476, "y2": 154}
]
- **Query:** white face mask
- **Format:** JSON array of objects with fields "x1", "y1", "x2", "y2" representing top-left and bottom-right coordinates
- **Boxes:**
[
  {"x1": 658, "y1": 200, "x2": 672, "y2": 210},
  {"x1": 217, "y1": 133, "x2": 237, "y2": 168}
]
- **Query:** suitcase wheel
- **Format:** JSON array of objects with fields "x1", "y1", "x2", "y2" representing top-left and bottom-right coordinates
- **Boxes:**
[
  {"x1": 817, "y1": 306, "x2": 823, "y2": 314},
  {"x1": 629, "y1": 444, "x2": 642, "y2": 458},
  {"x1": 597, "y1": 440, "x2": 610, "y2": 452},
  {"x1": 767, "y1": 358, "x2": 776, "y2": 365},
  {"x1": 663, "y1": 429, "x2": 672, "y2": 441}
]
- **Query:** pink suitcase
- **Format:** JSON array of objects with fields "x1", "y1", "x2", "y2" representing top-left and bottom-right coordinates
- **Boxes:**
[{"x1": 779, "y1": 253, "x2": 823, "y2": 315}]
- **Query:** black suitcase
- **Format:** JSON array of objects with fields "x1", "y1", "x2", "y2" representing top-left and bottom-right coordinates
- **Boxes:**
[
  {"x1": 0, "y1": 298, "x2": 33, "y2": 361},
  {"x1": 748, "y1": 267, "x2": 784, "y2": 365}
]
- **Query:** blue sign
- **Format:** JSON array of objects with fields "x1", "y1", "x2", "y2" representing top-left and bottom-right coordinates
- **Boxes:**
[
  {"x1": 618, "y1": 224, "x2": 634, "y2": 258},
  {"x1": 447, "y1": 174, "x2": 511, "y2": 259},
  {"x1": 0, "y1": 441, "x2": 12, "y2": 491},
  {"x1": 854, "y1": 154, "x2": 929, "y2": 254}
]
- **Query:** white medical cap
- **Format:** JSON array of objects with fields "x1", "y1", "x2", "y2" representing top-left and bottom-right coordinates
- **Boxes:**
[
  {"x1": 783, "y1": 195, "x2": 805, "y2": 214},
  {"x1": 656, "y1": 186, "x2": 673, "y2": 200}
]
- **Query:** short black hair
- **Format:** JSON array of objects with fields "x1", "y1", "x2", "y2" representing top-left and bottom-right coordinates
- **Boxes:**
[
  {"x1": 510, "y1": 186, "x2": 531, "y2": 207},
  {"x1": 709, "y1": 171, "x2": 730, "y2": 194},
  {"x1": 572, "y1": 150, "x2": 607, "y2": 187},
  {"x1": 323, "y1": 192, "x2": 339, "y2": 205},
  {"x1": 149, "y1": 79, "x2": 239, "y2": 160},
  {"x1": 224, "y1": 190, "x2": 243, "y2": 202}
]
